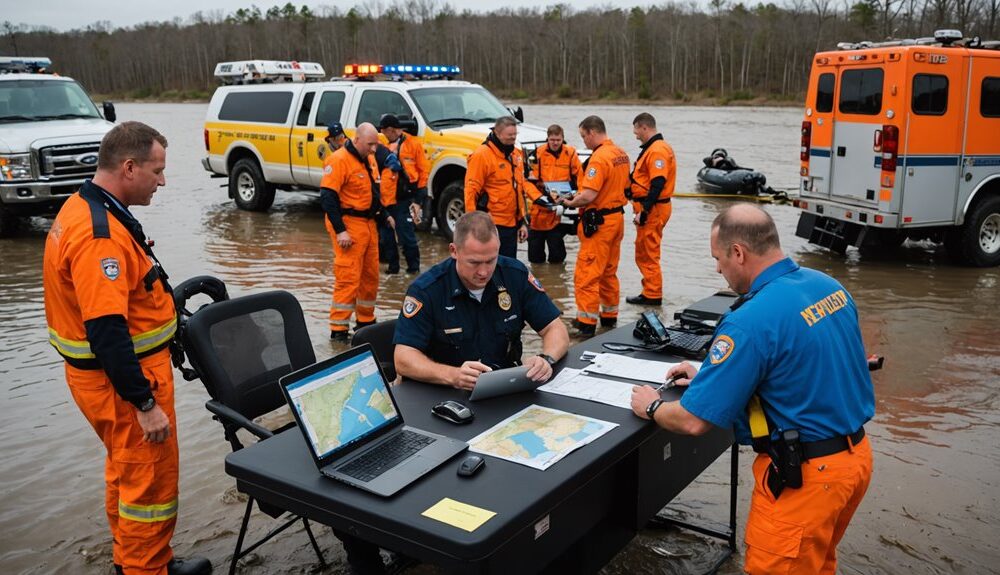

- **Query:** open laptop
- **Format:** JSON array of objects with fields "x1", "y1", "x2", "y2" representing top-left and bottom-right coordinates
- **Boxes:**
[
  {"x1": 469, "y1": 365, "x2": 537, "y2": 401},
  {"x1": 279, "y1": 344, "x2": 467, "y2": 497}
]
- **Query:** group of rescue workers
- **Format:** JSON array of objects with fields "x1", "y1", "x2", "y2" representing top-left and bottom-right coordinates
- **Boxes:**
[
  {"x1": 42, "y1": 118, "x2": 874, "y2": 575},
  {"x1": 322, "y1": 111, "x2": 677, "y2": 341}
]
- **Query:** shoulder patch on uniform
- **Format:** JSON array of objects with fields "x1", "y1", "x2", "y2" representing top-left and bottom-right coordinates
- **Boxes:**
[
  {"x1": 527, "y1": 273, "x2": 545, "y2": 292},
  {"x1": 587, "y1": 167, "x2": 597, "y2": 179},
  {"x1": 101, "y1": 257, "x2": 120, "y2": 281},
  {"x1": 402, "y1": 295, "x2": 423, "y2": 318},
  {"x1": 323, "y1": 164, "x2": 332, "y2": 174},
  {"x1": 654, "y1": 159, "x2": 665, "y2": 169},
  {"x1": 709, "y1": 335, "x2": 735, "y2": 365}
]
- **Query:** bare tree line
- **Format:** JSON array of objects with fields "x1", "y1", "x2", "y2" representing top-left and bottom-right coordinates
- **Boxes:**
[{"x1": 2, "y1": 0, "x2": 999, "y2": 101}]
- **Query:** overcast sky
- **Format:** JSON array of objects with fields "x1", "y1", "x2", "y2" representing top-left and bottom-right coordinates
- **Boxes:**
[{"x1": 5, "y1": 0, "x2": 670, "y2": 33}]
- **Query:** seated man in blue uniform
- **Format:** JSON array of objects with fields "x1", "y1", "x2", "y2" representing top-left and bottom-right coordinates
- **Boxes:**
[
  {"x1": 630, "y1": 203, "x2": 874, "y2": 575},
  {"x1": 394, "y1": 211, "x2": 570, "y2": 388}
]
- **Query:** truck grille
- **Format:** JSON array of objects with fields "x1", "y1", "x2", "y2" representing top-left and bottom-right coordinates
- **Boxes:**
[{"x1": 38, "y1": 143, "x2": 101, "y2": 181}]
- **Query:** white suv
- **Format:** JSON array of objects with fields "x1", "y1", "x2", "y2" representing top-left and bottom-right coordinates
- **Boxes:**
[{"x1": 0, "y1": 57, "x2": 116, "y2": 235}]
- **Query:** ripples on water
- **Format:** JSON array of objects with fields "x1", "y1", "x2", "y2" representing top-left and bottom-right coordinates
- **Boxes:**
[{"x1": 0, "y1": 103, "x2": 997, "y2": 574}]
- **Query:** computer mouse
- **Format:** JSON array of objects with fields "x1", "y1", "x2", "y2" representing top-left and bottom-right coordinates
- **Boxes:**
[
  {"x1": 431, "y1": 400, "x2": 474, "y2": 424},
  {"x1": 457, "y1": 455, "x2": 485, "y2": 477}
]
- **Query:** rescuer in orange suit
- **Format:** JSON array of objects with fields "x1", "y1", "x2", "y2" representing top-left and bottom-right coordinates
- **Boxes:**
[
  {"x1": 626, "y1": 112, "x2": 676, "y2": 306},
  {"x1": 528, "y1": 124, "x2": 582, "y2": 264},
  {"x1": 379, "y1": 113, "x2": 430, "y2": 274},
  {"x1": 555, "y1": 115, "x2": 630, "y2": 338},
  {"x1": 464, "y1": 116, "x2": 543, "y2": 259},
  {"x1": 42, "y1": 122, "x2": 211, "y2": 575},
  {"x1": 322, "y1": 123, "x2": 394, "y2": 342}
]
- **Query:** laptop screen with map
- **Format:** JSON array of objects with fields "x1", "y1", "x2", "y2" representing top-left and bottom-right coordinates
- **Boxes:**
[
  {"x1": 284, "y1": 347, "x2": 402, "y2": 461},
  {"x1": 279, "y1": 344, "x2": 468, "y2": 496}
]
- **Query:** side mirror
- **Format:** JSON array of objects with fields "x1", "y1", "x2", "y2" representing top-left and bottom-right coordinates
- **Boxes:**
[
  {"x1": 400, "y1": 118, "x2": 418, "y2": 136},
  {"x1": 102, "y1": 101, "x2": 117, "y2": 123},
  {"x1": 509, "y1": 106, "x2": 524, "y2": 123}
]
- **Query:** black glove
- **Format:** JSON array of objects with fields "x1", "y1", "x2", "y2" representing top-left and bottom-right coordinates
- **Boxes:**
[
  {"x1": 638, "y1": 210, "x2": 648, "y2": 225},
  {"x1": 534, "y1": 196, "x2": 556, "y2": 210}
]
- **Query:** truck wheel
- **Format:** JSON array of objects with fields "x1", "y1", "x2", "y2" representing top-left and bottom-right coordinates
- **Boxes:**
[
  {"x1": 436, "y1": 181, "x2": 465, "y2": 242},
  {"x1": 947, "y1": 195, "x2": 1000, "y2": 267},
  {"x1": 230, "y1": 158, "x2": 275, "y2": 212},
  {"x1": 0, "y1": 210, "x2": 20, "y2": 238}
]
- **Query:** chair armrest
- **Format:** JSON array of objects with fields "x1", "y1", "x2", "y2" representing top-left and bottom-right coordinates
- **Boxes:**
[{"x1": 205, "y1": 400, "x2": 274, "y2": 440}]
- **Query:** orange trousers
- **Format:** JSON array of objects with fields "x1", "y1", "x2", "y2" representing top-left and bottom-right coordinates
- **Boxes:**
[
  {"x1": 744, "y1": 436, "x2": 873, "y2": 575},
  {"x1": 66, "y1": 349, "x2": 178, "y2": 575},
  {"x1": 633, "y1": 200, "x2": 672, "y2": 299},
  {"x1": 328, "y1": 216, "x2": 379, "y2": 333},
  {"x1": 574, "y1": 213, "x2": 624, "y2": 325}
]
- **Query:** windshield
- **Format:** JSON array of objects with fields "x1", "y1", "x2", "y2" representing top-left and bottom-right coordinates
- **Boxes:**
[
  {"x1": 0, "y1": 79, "x2": 101, "y2": 123},
  {"x1": 408, "y1": 86, "x2": 511, "y2": 128}
]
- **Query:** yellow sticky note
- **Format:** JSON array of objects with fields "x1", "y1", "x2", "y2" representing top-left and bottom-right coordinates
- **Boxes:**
[{"x1": 421, "y1": 498, "x2": 496, "y2": 532}]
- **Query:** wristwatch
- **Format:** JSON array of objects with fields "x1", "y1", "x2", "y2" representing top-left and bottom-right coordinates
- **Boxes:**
[
  {"x1": 645, "y1": 399, "x2": 665, "y2": 420},
  {"x1": 137, "y1": 397, "x2": 156, "y2": 412},
  {"x1": 538, "y1": 353, "x2": 558, "y2": 368}
]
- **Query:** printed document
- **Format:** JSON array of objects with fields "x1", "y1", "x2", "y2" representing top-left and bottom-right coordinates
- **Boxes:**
[
  {"x1": 581, "y1": 353, "x2": 701, "y2": 384},
  {"x1": 537, "y1": 368, "x2": 636, "y2": 410}
]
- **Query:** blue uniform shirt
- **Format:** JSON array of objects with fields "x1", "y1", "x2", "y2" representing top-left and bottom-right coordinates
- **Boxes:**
[
  {"x1": 680, "y1": 258, "x2": 875, "y2": 444},
  {"x1": 393, "y1": 256, "x2": 561, "y2": 368}
]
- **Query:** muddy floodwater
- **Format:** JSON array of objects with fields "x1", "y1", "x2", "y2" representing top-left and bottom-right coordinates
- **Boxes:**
[{"x1": 1, "y1": 103, "x2": 998, "y2": 575}]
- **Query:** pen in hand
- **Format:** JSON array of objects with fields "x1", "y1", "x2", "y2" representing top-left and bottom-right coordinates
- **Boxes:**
[{"x1": 654, "y1": 373, "x2": 684, "y2": 393}]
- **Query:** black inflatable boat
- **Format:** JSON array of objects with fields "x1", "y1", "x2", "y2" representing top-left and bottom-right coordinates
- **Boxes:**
[{"x1": 695, "y1": 148, "x2": 779, "y2": 197}]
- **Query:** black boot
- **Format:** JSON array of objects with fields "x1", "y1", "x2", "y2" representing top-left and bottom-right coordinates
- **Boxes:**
[
  {"x1": 167, "y1": 557, "x2": 212, "y2": 575},
  {"x1": 625, "y1": 294, "x2": 662, "y2": 306},
  {"x1": 600, "y1": 317, "x2": 618, "y2": 328},
  {"x1": 355, "y1": 320, "x2": 376, "y2": 331},
  {"x1": 331, "y1": 330, "x2": 350, "y2": 342},
  {"x1": 572, "y1": 321, "x2": 596, "y2": 338}
]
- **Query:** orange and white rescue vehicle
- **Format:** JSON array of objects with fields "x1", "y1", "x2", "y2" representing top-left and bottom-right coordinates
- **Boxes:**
[{"x1": 796, "y1": 30, "x2": 1000, "y2": 266}]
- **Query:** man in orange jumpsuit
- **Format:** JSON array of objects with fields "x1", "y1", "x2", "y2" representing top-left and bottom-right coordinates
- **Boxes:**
[
  {"x1": 631, "y1": 204, "x2": 874, "y2": 575},
  {"x1": 464, "y1": 116, "x2": 543, "y2": 259},
  {"x1": 626, "y1": 112, "x2": 676, "y2": 306},
  {"x1": 528, "y1": 124, "x2": 581, "y2": 264},
  {"x1": 43, "y1": 121, "x2": 211, "y2": 575},
  {"x1": 322, "y1": 123, "x2": 394, "y2": 341},
  {"x1": 556, "y1": 116, "x2": 630, "y2": 337},
  {"x1": 379, "y1": 113, "x2": 429, "y2": 274}
]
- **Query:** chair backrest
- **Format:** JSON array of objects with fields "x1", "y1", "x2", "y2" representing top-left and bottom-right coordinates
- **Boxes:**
[
  {"x1": 181, "y1": 290, "x2": 316, "y2": 421},
  {"x1": 351, "y1": 319, "x2": 398, "y2": 380}
]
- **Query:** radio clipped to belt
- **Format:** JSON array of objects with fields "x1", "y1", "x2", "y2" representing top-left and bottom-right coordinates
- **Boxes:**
[
  {"x1": 581, "y1": 208, "x2": 604, "y2": 237},
  {"x1": 748, "y1": 395, "x2": 803, "y2": 499}
]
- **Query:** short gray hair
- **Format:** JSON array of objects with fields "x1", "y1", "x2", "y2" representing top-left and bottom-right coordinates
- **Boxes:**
[
  {"x1": 493, "y1": 116, "x2": 518, "y2": 131},
  {"x1": 712, "y1": 204, "x2": 781, "y2": 255}
]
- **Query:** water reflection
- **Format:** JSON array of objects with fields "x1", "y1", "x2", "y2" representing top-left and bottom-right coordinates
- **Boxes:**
[{"x1": 1, "y1": 103, "x2": 997, "y2": 575}]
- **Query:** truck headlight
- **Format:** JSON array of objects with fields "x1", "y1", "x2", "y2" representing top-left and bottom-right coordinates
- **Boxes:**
[{"x1": 0, "y1": 154, "x2": 33, "y2": 182}]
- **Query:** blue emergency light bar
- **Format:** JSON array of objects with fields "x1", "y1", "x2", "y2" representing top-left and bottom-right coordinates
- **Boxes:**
[{"x1": 382, "y1": 64, "x2": 461, "y2": 77}]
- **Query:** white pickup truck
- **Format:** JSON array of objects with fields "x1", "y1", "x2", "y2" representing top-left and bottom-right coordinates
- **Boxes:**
[{"x1": 0, "y1": 57, "x2": 116, "y2": 236}]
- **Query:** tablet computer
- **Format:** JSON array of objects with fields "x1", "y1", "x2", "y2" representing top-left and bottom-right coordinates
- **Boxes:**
[{"x1": 469, "y1": 366, "x2": 536, "y2": 401}]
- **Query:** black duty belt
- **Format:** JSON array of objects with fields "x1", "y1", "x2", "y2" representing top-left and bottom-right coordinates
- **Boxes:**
[
  {"x1": 342, "y1": 207, "x2": 375, "y2": 219},
  {"x1": 632, "y1": 197, "x2": 671, "y2": 204},
  {"x1": 802, "y1": 426, "x2": 865, "y2": 460},
  {"x1": 595, "y1": 206, "x2": 625, "y2": 217}
]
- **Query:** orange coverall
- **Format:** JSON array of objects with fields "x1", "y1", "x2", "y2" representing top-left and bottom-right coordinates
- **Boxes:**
[
  {"x1": 575, "y1": 140, "x2": 630, "y2": 326},
  {"x1": 44, "y1": 190, "x2": 179, "y2": 574},
  {"x1": 630, "y1": 135, "x2": 676, "y2": 300},
  {"x1": 464, "y1": 139, "x2": 542, "y2": 228},
  {"x1": 321, "y1": 145, "x2": 381, "y2": 334}
]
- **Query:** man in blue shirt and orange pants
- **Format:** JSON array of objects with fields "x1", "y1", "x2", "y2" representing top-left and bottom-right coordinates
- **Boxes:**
[{"x1": 631, "y1": 203, "x2": 874, "y2": 575}]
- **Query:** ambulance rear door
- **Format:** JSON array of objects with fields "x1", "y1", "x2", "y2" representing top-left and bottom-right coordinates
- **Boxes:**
[
  {"x1": 829, "y1": 66, "x2": 885, "y2": 207},
  {"x1": 899, "y1": 51, "x2": 965, "y2": 224},
  {"x1": 804, "y1": 66, "x2": 837, "y2": 198}
]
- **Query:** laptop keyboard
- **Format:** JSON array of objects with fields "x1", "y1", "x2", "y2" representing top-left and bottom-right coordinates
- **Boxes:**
[
  {"x1": 664, "y1": 328, "x2": 714, "y2": 357},
  {"x1": 338, "y1": 430, "x2": 435, "y2": 482}
]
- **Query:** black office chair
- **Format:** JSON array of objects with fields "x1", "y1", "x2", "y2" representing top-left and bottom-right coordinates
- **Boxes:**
[
  {"x1": 173, "y1": 277, "x2": 326, "y2": 575},
  {"x1": 351, "y1": 319, "x2": 399, "y2": 381}
]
